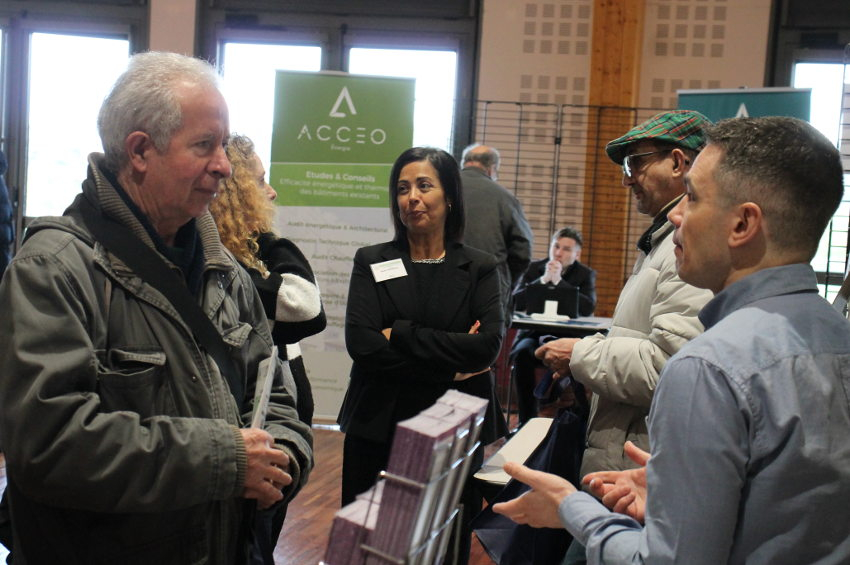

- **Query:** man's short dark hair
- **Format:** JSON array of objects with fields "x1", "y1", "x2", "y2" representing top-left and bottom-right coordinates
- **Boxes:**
[
  {"x1": 552, "y1": 227, "x2": 583, "y2": 248},
  {"x1": 705, "y1": 116, "x2": 844, "y2": 260}
]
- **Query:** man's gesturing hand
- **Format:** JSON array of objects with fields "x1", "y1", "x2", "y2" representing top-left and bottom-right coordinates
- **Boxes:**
[
  {"x1": 583, "y1": 441, "x2": 649, "y2": 523},
  {"x1": 491, "y1": 462, "x2": 577, "y2": 529}
]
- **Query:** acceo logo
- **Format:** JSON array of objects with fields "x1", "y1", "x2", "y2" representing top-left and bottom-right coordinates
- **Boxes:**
[{"x1": 296, "y1": 86, "x2": 388, "y2": 148}]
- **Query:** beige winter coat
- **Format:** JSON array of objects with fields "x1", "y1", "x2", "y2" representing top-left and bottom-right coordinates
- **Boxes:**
[{"x1": 570, "y1": 218, "x2": 712, "y2": 476}]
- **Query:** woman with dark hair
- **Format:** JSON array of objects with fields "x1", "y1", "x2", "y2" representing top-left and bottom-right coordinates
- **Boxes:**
[{"x1": 338, "y1": 147, "x2": 507, "y2": 562}]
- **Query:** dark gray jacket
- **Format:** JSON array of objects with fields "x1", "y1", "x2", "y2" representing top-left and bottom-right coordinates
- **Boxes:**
[
  {"x1": 460, "y1": 166, "x2": 533, "y2": 314},
  {"x1": 0, "y1": 154, "x2": 313, "y2": 565}
]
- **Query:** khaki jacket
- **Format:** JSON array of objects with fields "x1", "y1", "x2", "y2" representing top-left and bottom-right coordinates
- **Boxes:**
[
  {"x1": 570, "y1": 219, "x2": 712, "y2": 476},
  {"x1": 0, "y1": 154, "x2": 312, "y2": 565}
]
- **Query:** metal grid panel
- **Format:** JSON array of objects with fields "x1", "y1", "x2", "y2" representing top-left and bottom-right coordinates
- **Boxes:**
[
  {"x1": 473, "y1": 101, "x2": 562, "y2": 259},
  {"x1": 473, "y1": 101, "x2": 665, "y2": 284},
  {"x1": 475, "y1": 97, "x2": 850, "y2": 301}
]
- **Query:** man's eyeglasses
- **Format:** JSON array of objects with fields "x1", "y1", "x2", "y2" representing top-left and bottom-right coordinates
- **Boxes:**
[{"x1": 622, "y1": 149, "x2": 671, "y2": 178}]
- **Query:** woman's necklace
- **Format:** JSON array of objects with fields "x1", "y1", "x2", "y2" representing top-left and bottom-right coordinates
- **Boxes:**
[
  {"x1": 411, "y1": 249, "x2": 446, "y2": 264},
  {"x1": 411, "y1": 256, "x2": 445, "y2": 264}
]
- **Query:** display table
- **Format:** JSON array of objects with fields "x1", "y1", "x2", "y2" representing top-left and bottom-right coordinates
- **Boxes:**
[
  {"x1": 510, "y1": 313, "x2": 612, "y2": 337},
  {"x1": 498, "y1": 315, "x2": 611, "y2": 426}
]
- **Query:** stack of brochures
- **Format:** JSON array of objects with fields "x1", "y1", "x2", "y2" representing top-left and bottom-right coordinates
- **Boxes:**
[
  {"x1": 323, "y1": 390, "x2": 488, "y2": 565},
  {"x1": 322, "y1": 486, "x2": 382, "y2": 565}
]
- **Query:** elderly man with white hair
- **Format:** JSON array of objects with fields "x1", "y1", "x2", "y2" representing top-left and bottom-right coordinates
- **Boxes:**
[{"x1": 0, "y1": 52, "x2": 313, "y2": 565}]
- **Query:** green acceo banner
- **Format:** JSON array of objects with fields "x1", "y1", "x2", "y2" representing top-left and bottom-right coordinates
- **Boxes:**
[
  {"x1": 270, "y1": 71, "x2": 414, "y2": 208},
  {"x1": 677, "y1": 87, "x2": 811, "y2": 123}
]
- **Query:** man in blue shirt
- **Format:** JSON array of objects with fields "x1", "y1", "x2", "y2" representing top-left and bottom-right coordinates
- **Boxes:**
[{"x1": 493, "y1": 116, "x2": 850, "y2": 564}]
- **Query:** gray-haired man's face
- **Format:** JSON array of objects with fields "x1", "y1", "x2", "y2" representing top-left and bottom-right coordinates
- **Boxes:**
[{"x1": 136, "y1": 83, "x2": 232, "y2": 238}]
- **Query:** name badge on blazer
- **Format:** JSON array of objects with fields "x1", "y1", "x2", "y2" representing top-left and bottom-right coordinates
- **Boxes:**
[{"x1": 370, "y1": 258, "x2": 408, "y2": 282}]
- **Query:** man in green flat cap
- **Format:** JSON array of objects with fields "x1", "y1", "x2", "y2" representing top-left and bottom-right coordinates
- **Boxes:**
[
  {"x1": 496, "y1": 115, "x2": 850, "y2": 565},
  {"x1": 535, "y1": 110, "x2": 714, "y2": 564}
]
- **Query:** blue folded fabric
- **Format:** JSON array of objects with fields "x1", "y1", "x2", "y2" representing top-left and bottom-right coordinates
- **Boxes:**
[{"x1": 533, "y1": 372, "x2": 571, "y2": 403}]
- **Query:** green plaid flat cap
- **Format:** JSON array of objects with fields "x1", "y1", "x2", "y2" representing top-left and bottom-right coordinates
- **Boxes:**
[{"x1": 605, "y1": 110, "x2": 711, "y2": 164}]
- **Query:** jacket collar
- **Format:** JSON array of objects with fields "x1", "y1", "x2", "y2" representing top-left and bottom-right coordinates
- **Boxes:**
[
  {"x1": 637, "y1": 195, "x2": 681, "y2": 255},
  {"x1": 698, "y1": 263, "x2": 819, "y2": 330},
  {"x1": 84, "y1": 153, "x2": 233, "y2": 271},
  {"x1": 461, "y1": 165, "x2": 492, "y2": 180}
]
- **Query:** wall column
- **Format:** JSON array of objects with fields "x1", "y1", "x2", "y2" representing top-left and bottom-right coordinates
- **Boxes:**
[
  {"x1": 581, "y1": 0, "x2": 645, "y2": 316},
  {"x1": 149, "y1": 0, "x2": 196, "y2": 55}
]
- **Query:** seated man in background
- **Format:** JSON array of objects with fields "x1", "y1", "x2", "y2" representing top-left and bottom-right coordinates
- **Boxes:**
[
  {"x1": 510, "y1": 227, "x2": 596, "y2": 426},
  {"x1": 494, "y1": 116, "x2": 850, "y2": 565}
]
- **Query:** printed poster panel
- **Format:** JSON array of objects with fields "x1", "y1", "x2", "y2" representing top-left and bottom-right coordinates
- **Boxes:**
[
  {"x1": 677, "y1": 87, "x2": 811, "y2": 122},
  {"x1": 270, "y1": 71, "x2": 415, "y2": 420}
]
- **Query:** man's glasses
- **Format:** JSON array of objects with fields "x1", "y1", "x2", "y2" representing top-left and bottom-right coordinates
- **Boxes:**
[{"x1": 622, "y1": 149, "x2": 671, "y2": 178}]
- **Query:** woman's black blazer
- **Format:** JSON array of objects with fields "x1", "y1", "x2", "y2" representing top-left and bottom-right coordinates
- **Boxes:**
[{"x1": 338, "y1": 240, "x2": 504, "y2": 443}]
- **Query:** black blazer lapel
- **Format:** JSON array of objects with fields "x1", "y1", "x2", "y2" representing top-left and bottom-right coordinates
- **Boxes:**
[
  {"x1": 374, "y1": 242, "x2": 476, "y2": 331},
  {"x1": 426, "y1": 243, "x2": 473, "y2": 330},
  {"x1": 376, "y1": 243, "x2": 418, "y2": 321}
]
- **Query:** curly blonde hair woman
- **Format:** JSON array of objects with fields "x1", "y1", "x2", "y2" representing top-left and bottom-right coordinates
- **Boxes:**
[
  {"x1": 209, "y1": 133, "x2": 325, "y2": 424},
  {"x1": 209, "y1": 134, "x2": 275, "y2": 275},
  {"x1": 209, "y1": 134, "x2": 326, "y2": 565}
]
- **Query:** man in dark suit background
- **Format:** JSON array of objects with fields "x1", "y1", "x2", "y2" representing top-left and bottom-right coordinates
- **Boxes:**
[
  {"x1": 460, "y1": 144, "x2": 533, "y2": 320},
  {"x1": 510, "y1": 227, "x2": 596, "y2": 426},
  {"x1": 513, "y1": 226, "x2": 596, "y2": 316}
]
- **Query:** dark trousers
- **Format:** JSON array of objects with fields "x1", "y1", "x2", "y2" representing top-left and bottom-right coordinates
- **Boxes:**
[
  {"x1": 511, "y1": 336, "x2": 544, "y2": 425},
  {"x1": 341, "y1": 434, "x2": 391, "y2": 507},
  {"x1": 288, "y1": 356, "x2": 314, "y2": 426},
  {"x1": 249, "y1": 505, "x2": 287, "y2": 565},
  {"x1": 248, "y1": 356, "x2": 311, "y2": 564}
]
